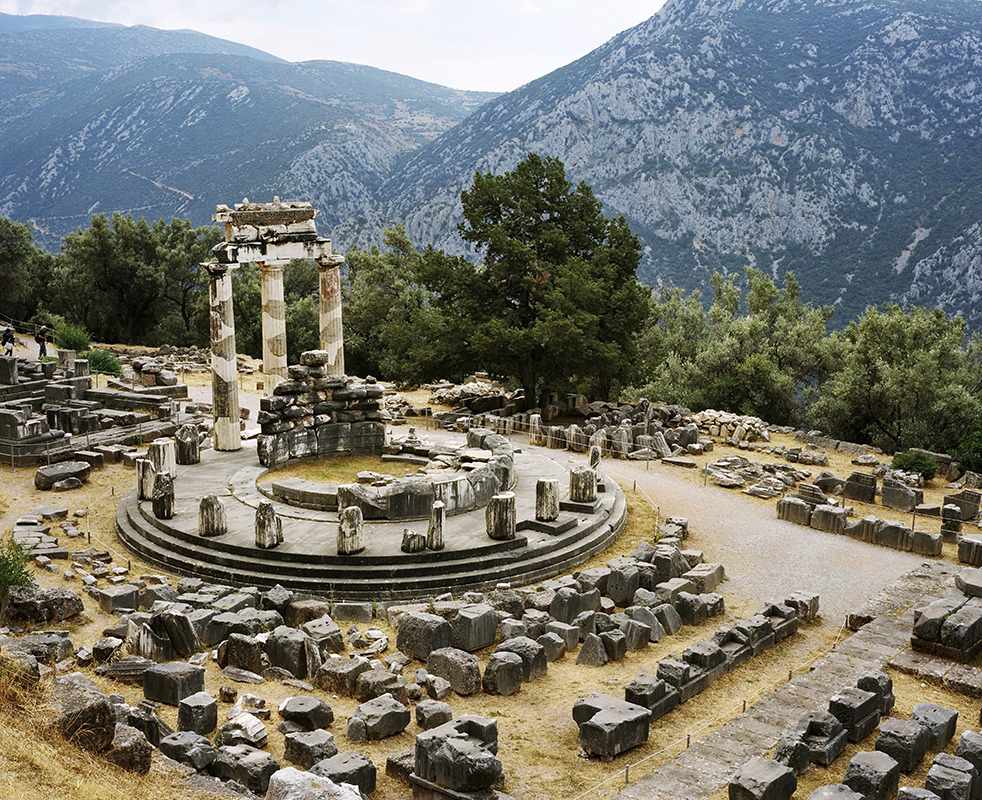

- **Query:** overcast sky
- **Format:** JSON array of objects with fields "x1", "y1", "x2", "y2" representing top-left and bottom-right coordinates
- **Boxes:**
[{"x1": 0, "y1": 1, "x2": 667, "y2": 91}]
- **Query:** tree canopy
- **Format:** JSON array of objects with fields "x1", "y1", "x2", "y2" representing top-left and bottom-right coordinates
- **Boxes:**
[{"x1": 443, "y1": 153, "x2": 649, "y2": 401}]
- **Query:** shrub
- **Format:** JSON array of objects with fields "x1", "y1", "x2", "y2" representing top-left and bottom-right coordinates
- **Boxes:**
[
  {"x1": 891, "y1": 450, "x2": 938, "y2": 480},
  {"x1": 956, "y1": 428, "x2": 982, "y2": 474},
  {"x1": 53, "y1": 322, "x2": 90, "y2": 352},
  {"x1": 84, "y1": 348, "x2": 122, "y2": 376},
  {"x1": 0, "y1": 539, "x2": 33, "y2": 614}
]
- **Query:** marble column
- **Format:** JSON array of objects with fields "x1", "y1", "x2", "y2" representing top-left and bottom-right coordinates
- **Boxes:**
[
  {"x1": 205, "y1": 262, "x2": 241, "y2": 451},
  {"x1": 259, "y1": 260, "x2": 288, "y2": 389},
  {"x1": 317, "y1": 255, "x2": 345, "y2": 376}
]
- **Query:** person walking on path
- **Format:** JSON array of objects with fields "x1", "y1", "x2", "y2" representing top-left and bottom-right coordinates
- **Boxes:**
[
  {"x1": 34, "y1": 325, "x2": 48, "y2": 360},
  {"x1": 1, "y1": 327, "x2": 14, "y2": 358}
]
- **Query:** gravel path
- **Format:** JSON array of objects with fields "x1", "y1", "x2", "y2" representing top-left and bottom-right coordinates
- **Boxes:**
[{"x1": 480, "y1": 435, "x2": 925, "y2": 630}]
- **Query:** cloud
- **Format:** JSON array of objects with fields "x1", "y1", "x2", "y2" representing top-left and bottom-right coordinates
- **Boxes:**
[{"x1": 0, "y1": 0, "x2": 667, "y2": 91}]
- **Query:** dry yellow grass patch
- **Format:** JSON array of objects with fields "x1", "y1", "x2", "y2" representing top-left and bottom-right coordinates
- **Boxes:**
[
  {"x1": 0, "y1": 672, "x2": 212, "y2": 800},
  {"x1": 258, "y1": 454, "x2": 422, "y2": 486}
]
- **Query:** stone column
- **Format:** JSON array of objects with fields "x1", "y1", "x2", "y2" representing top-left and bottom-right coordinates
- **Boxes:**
[
  {"x1": 570, "y1": 466, "x2": 597, "y2": 504},
  {"x1": 535, "y1": 479, "x2": 560, "y2": 522},
  {"x1": 175, "y1": 424, "x2": 201, "y2": 466},
  {"x1": 136, "y1": 458, "x2": 156, "y2": 501},
  {"x1": 401, "y1": 528, "x2": 426, "y2": 553},
  {"x1": 317, "y1": 255, "x2": 345, "y2": 376},
  {"x1": 427, "y1": 501, "x2": 446, "y2": 551},
  {"x1": 205, "y1": 262, "x2": 241, "y2": 451},
  {"x1": 199, "y1": 495, "x2": 227, "y2": 538},
  {"x1": 255, "y1": 501, "x2": 282, "y2": 549},
  {"x1": 148, "y1": 437, "x2": 177, "y2": 479},
  {"x1": 338, "y1": 506, "x2": 366, "y2": 555},
  {"x1": 259, "y1": 260, "x2": 288, "y2": 390},
  {"x1": 151, "y1": 472, "x2": 175, "y2": 520},
  {"x1": 486, "y1": 491, "x2": 517, "y2": 540}
]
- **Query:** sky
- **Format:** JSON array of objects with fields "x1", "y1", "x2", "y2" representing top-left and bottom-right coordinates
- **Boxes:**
[{"x1": 0, "y1": 0, "x2": 668, "y2": 91}]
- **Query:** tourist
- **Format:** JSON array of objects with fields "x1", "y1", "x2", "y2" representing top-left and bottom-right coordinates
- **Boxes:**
[
  {"x1": 1, "y1": 327, "x2": 14, "y2": 357},
  {"x1": 35, "y1": 325, "x2": 48, "y2": 359}
]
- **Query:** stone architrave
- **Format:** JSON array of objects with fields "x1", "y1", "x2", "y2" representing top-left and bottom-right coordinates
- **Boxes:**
[
  {"x1": 536, "y1": 479, "x2": 560, "y2": 522},
  {"x1": 175, "y1": 424, "x2": 201, "y2": 466},
  {"x1": 148, "y1": 437, "x2": 177, "y2": 479},
  {"x1": 427, "y1": 501, "x2": 446, "y2": 551},
  {"x1": 255, "y1": 501, "x2": 282, "y2": 549},
  {"x1": 570, "y1": 466, "x2": 597, "y2": 503},
  {"x1": 204, "y1": 261, "x2": 241, "y2": 452},
  {"x1": 487, "y1": 492, "x2": 517, "y2": 541},
  {"x1": 199, "y1": 495, "x2": 228, "y2": 538},
  {"x1": 338, "y1": 506, "x2": 365, "y2": 555},
  {"x1": 259, "y1": 261, "x2": 288, "y2": 389},
  {"x1": 152, "y1": 472, "x2": 175, "y2": 520},
  {"x1": 136, "y1": 458, "x2": 156, "y2": 502},
  {"x1": 317, "y1": 255, "x2": 346, "y2": 377}
]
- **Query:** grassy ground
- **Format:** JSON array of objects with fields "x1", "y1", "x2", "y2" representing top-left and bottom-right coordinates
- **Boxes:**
[
  {"x1": 0, "y1": 669, "x2": 216, "y2": 800},
  {"x1": 258, "y1": 455, "x2": 422, "y2": 486}
]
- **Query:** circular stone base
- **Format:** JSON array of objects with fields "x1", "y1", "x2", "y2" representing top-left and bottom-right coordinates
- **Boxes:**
[{"x1": 116, "y1": 434, "x2": 626, "y2": 600}]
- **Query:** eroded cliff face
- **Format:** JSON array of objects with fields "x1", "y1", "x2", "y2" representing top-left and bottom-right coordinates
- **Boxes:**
[{"x1": 359, "y1": 0, "x2": 982, "y2": 324}]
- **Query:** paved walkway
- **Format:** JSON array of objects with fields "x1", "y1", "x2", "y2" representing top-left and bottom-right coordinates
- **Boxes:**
[{"x1": 618, "y1": 560, "x2": 958, "y2": 800}]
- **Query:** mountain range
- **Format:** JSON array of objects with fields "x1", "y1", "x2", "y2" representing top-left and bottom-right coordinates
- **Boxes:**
[{"x1": 2, "y1": 1, "x2": 982, "y2": 324}]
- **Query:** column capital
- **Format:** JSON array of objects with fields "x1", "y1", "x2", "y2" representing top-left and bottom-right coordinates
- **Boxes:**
[
  {"x1": 201, "y1": 260, "x2": 229, "y2": 278},
  {"x1": 258, "y1": 260, "x2": 288, "y2": 274},
  {"x1": 316, "y1": 254, "x2": 345, "y2": 270}
]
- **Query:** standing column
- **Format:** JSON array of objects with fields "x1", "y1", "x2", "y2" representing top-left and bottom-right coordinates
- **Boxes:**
[
  {"x1": 259, "y1": 260, "x2": 288, "y2": 389},
  {"x1": 317, "y1": 255, "x2": 345, "y2": 376},
  {"x1": 205, "y1": 262, "x2": 241, "y2": 451}
]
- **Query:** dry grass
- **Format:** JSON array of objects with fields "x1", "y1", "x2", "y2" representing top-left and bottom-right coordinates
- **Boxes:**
[
  {"x1": 257, "y1": 454, "x2": 422, "y2": 486},
  {"x1": 0, "y1": 669, "x2": 214, "y2": 800}
]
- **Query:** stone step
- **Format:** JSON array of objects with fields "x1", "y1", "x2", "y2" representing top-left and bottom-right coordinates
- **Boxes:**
[{"x1": 116, "y1": 491, "x2": 626, "y2": 599}]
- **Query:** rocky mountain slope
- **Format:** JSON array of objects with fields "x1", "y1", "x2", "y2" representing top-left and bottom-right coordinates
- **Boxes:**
[
  {"x1": 0, "y1": 14, "x2": 493, "y2": 248},
  {"x1": 4, "y1": 2, "x2": 982, "y2": 324},
  {"x1": 371, "y1": 0, "x2": 982, "y2": 324}
]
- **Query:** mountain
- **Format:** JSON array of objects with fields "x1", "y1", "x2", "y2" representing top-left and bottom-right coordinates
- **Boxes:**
[
  {"x1": 0, "y1": 15, "x2": 495, "y2": 247},
  {"x1": 4, "y1": 3, "x2": 982, "y2": 325},
  {"x1": 370, "y1": 0, "x2": 982, "y2": 325}
]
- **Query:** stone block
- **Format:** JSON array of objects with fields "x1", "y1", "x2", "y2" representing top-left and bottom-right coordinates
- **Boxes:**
[
  {"x1": 283, "y1": 729, "x2": 337, "y2": 770},
  {"x1": 843, "y1": 751, "x2": 901, "y2": 800},
  {"x1": 876, "y1": 718, "x2": 929, "y2": 773},
  {"x1": 397, "y1": 611, "x2": 451, "y2": 661},
  {"x1": 573, "y1": 694, "x2": 651, "y2": 760},
  {"x1": 143, "y1": 662, "x2": 205, "y2": 706},
  {"x1": 310, "y1": 752, "x2": 377, "y2": 795},
  {"x1": 427, "y1": 647, "x2": 481, "y2": 696},
  {"x1": 494, "y1": 636, "x2": 547, "y2": 680},
  {"x1": 728, "y1": 756, "x2": 797, "y2": 800},
  {"x1": 912, "y1": 704, "x2": 959, "y2": 750},
  {"x1": 178, "y1": 691, "x2": 218, "y2": 735},
  {"x1": 482, "y1": 651, "x2": 524, "y2": 695},
  {"x1": 346, "y1": 693, "x2": 410, "y2": 741}
]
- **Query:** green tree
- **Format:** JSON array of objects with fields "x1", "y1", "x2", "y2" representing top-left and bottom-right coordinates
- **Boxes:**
[
  {"x1": 810, "y1": 305, "x2": 982, "y2": 453},
  {"x1": 631, "y1": 268, "x2": 836, "y2": 423},
  {"x1": 0, "y1": 540, "x2": 33, "y2": 619},
  {"x1": 344, "y1": 227, "x2": 467, "y2": 384},
  {"x1": 57, "y1": 213, "x2": 219, "y2": 345},
  {"x1": 0, "y1": 217, "x2": 54, "y2": 322},
  {"x1": 428, "y1": 153, "x2": 648, "y2": 401}
]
